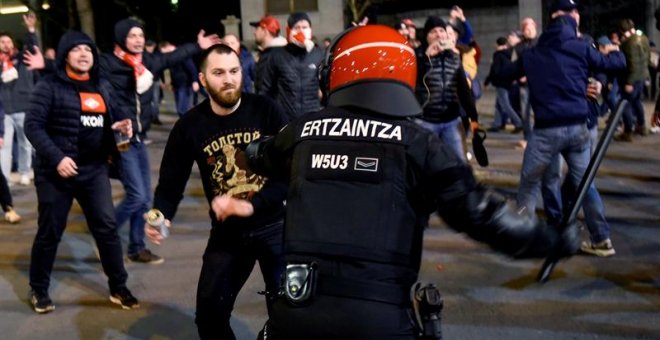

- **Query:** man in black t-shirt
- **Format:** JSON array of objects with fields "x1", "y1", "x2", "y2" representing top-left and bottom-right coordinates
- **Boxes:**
[{"x1": 145, "y1": 44, "x2": 288, "y2": 340}]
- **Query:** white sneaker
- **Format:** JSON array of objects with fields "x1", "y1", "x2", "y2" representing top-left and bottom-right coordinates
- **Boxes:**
[
  {"x1": 580, "y1": 238, "x2": 616, "y2": 257},
  {"x1": 19, "y1": 175, "x2": 31, "y2": 186}
]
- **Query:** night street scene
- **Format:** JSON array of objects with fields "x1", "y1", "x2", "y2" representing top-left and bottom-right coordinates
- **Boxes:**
[{"x1": 0, "y1": 0, "x2": 658, "y2": 339}]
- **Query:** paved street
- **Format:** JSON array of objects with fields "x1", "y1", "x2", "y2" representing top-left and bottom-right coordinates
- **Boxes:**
[{"x1": 0, "y1": 89, "x2": 658, "y2": 339}]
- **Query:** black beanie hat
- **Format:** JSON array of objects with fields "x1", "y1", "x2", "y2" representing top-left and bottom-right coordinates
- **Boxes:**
[
  {"x1": 114, "y1": 18, "x2": 144, "y2": 49},
  {"x1": 423, "y1": 16, "x2": 447, "y2": 40},
  {"x1": 287, "y1": 12, "x2": 311, "y2": 28}
]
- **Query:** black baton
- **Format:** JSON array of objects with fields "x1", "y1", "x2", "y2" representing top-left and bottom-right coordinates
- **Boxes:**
[{"x1": 537, "y1": 99, "x2": 628, "y2": 283}]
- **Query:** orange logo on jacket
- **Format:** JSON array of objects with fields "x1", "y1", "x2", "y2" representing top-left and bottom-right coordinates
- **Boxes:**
[{"x1": 79, "y1": 92, "x2": 107, "y2": 113}]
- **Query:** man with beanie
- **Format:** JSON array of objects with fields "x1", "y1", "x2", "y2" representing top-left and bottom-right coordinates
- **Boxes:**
[
  {"x1": 499, "y1": 0, "x2": 625, "y2": 257},
  {"x1": 415, "y1": 16, "x2": 480, "y2": 162},
  {"x1": 259, "y1": 12, "x2": 323, "y2": 119},
  {"x1": 616, "y1": 18, "x2": 651, "y2": 141},
  {"x1": 25, "y1": 30, "x2": 137, "y2": 313},
  {"x1": 100, "y1": 18, "x2": 220, "y2": 264}
]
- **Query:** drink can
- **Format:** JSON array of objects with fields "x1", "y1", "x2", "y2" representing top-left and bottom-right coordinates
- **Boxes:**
[{"x1": 146, "y1": 209, "x2": 169, "y2": 238}]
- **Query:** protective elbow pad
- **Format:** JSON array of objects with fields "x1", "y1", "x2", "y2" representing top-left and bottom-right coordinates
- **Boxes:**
[{"x1": 245, "y1": 136, "x2": 275, "y2": 176}]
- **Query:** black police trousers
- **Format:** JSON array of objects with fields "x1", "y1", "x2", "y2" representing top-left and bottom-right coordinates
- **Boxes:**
[{"x1": 265, "y1": 294, "x2": 416, "y2": 340}]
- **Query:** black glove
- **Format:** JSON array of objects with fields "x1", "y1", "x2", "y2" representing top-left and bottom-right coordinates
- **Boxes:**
[{"x1": 549, "y1": 221, "x2": 580, "y2": 260}]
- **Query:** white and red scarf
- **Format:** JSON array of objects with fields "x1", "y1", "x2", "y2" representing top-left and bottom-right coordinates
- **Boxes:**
[
  {"x1": 113, "y1": 45, "x2": 153, "y2": 94},
  {"x1": 0, "y1": 50, "x2": 19, "y2": 83}
]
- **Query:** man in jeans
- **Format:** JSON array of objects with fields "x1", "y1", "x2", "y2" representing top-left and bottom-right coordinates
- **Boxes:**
[
  {"x1": 503, "y1": 0, "x2": 626, "y2": 256},
  {"x1": 486, "y1": 36, "x2": 523, "y2": 132},
  {"x1": 616, "y1": 18, "x2": 651, "y2": 141},
  {"x1": 100, "y1": 18, "x2": 220, "y2": 263},
  {"x1": 0, "y1": 13, "x2": 41, "y2": 185}
]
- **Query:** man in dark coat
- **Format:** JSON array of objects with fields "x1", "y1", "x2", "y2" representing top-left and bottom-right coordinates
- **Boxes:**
[
  {"x1": 26, "y1": 30, "x2": 138, "y2": 314},
  {"x1": 99, "y1": 18, "x2": 220, "y2": 264}
]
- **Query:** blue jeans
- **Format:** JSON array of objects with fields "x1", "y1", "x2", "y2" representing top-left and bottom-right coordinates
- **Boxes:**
[
  {"x1": 174, "y1": 86, "x2": 193, "y2": 116},
  {"x1": 1, "y1": 112, "x2": 32, "y2": 178},
  {"x1": 607, "y1": 79, "x2": 620, "y2": 114},
  {"x1": 492, "y1": 87, "x2": 523, "y2": 128},
  {"x1": 416, "y1": 117, "x2": 466, "y2": 162},
  {"x1": 621, "y1": 80, "x2": 646, "y2": 132},
  {"x1": 520, "y1": 86, "x2": 534, "y2": 140},
  {"x1": 115, "y1": 142, "x2": 152, "y2": 255},
  {"x1": 196, "y1": 220, "x2": 284, "y2": 340},
  {"x1": 517, "y1": 124, "x2": 610, "y2": 243}
]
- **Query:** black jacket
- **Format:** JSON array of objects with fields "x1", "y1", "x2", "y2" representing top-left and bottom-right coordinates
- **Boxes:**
[
  {"x1": 486, "y1": 48, "x2": 514, "y2": 89},
  {"x1": 415, "y1": 48, "x2": 479, "y2": 123},
  {"x1": 258, "y1": 43, "x2": 323, "y2": 119},
  {"x1": 249, "y1": 105, "x2": 567, "y2": 295},
  {"x1": 99, "y1": 43, "x2": 201, "y2": 140},
  {"x1": 26, "y1": 31, "x2": 117, "y2": 175}
]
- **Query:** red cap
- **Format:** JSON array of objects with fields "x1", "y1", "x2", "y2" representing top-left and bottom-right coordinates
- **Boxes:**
[{"x1": 249, "y1": 16, "x2": 280, "y2": 35}]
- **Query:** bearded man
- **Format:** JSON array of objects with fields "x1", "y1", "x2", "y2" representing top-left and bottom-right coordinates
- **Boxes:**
[{"x1": 144, "y1": 44, "x2": 289, "y2": 340}]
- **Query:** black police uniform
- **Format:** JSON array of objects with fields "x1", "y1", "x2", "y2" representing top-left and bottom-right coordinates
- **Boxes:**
[{"x1": 248, "y1": 100, "x2": 571, "y2": 339}]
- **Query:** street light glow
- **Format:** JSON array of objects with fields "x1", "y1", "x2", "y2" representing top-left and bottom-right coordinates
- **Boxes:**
[{"x1": 0, "y1": 5, "x2": 29, "y2": 14}]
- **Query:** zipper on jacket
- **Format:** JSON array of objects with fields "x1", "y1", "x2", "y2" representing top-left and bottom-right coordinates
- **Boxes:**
[{"x1": 135, "y1": 92, "x2": 142, "y2": 142}]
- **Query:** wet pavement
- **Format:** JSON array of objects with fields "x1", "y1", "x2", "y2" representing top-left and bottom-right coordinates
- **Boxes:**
[{"x1": 0, "y1": 89, "x2": 658, "y2": 339}]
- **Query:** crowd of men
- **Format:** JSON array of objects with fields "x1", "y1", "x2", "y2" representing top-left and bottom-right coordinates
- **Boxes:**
[{"x1": 0, "y1": 0, "x2": 656, "y2": 338}]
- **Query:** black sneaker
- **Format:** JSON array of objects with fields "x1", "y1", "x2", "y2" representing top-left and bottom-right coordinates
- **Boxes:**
[
  {"x1": 29, "y1": 290, "x2": 55, "y2": 314},
  {"x1": 110, "y1": 287, "x2": 139, "y2": 309},
  {"x1": 127, "y1": 249, "x2": 164, "y2": 264}
]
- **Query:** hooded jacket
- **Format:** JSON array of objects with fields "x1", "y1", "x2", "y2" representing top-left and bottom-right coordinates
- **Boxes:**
[
  {"x1": 507, "y1": 15, "x2": 626, "y2": 128},
  {"x1": 26, "y1": 31, "x2": 118, "y2": 174},
  {"x1": 100, "y1": 18, "x2": 202, "y2": 140}
]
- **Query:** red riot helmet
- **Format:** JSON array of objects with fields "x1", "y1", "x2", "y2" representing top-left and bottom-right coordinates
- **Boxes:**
[{"x1": 320, "y1": 25, "x2": 420, "y2": 117}]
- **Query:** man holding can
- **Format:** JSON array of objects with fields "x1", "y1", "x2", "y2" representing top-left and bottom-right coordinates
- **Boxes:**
[{"x1": 144, "y1": 44, "x2": 288, "y2": 340}]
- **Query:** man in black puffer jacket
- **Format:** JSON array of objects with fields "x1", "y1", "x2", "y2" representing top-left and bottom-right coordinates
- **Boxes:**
[
  {"x1": 25, "y1": 30, "x2": 138, "y2": 314},
  {"x1": 259, "y1": 12, "x2": 323, "y2": 119},
  {"x1": 415, "y1": 16, "x2": 479, "y2": 163},
  {"x1": 99, "y1": 18, "x2": 220, "y2": 264}
]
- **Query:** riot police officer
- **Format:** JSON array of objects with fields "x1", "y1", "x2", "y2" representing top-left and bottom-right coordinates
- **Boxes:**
[{"x1": 239, "y1": 25, "x2": 578, "y2": 339}]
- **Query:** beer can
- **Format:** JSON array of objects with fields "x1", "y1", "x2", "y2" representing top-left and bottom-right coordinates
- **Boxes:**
[{"x1": 146, "y1": 209, "x2": 169, "y2": 238}]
